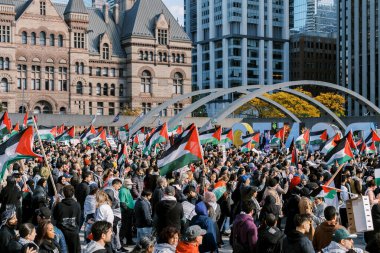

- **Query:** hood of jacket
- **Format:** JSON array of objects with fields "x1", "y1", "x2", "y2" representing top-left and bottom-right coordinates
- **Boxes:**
[
  {"x1": 85, "y1": 240, "x2": 105, "y2": 253},
  {"x1": 195, "y1": 201, "x2": 208, "y2": 216},
  {"x1": 318, "y1": 221, "x2": 341, "y2": 234},
  {"x1": 160, "y1": 199, "x2": 178, "y2": 210},
  {"x1": 154, "y1": 243, "x2": 176, "y2": 253},
  {"x1": 61, "y1": 197, "x2": 77, "y2": 206},
  {"x1": 260, "y1": 226, "x2": 284, "y2": 245},
  {"x1": 234, "y1": 213, "x2": 254, "y2": 224},
  {"x1": 286, "y1": 230, "x2": 307, "y2": 244}
]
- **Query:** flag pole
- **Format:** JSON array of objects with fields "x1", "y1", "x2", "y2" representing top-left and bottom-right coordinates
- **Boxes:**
[
  {"x1": 31, "y1": 117, "x2": 57, "y2": 196},
  {"x1": 325, "y1": 161, "x2": 346, "y2": 187}
]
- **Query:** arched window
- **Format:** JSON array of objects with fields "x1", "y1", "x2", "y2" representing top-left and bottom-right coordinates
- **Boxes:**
[
  {"x1": 58, "y1": 35, "x2": 63, "y2": 47},
  {"x1": 149, "y1": 52, "x2": 153, "y2": 61},
  {"x1": 19, "y1": 106, "x2": 26, "y2": 113},
  {"x1": 76, "y1": 81, "x2": 83, "y2": 94},
  {"x1": 119, "y1": 84, "x2": 124, "y2": 96},
  {"x1": 144, "y1": 51, "x2": 148, "y2": 61},
  {"x1": 31, "y1": 32, "x2": 36, "y2": 45},
  {"x1": 103, "y1": 83, "x2": 108, "y2": 96},
  {"x1": 0, "y1": 78, "x2": 8, "y2": 92},
  {"x1": 110, "y1": 84, "x2": 115, "y2": 96},
  {"x1": 172, "y1": 53, "x2": 176, "y2": 63},
  {"x1": 22, "y1": 31, "x2": 27, "y2": 44},
  {"x1": 59, "y1": 107, "x2": 66, "y2": 114},
  {"x1": 139, "y1": 51, "x2": 143, "y2": 60},
  {"x1": 4, "y1": 58, "x2": 9, "y2": 70},
  {"x1": 89, "y1": 83, "x2": 92, "y2": 96},
  {"x1": 34, "y1": 106, "x2": 41, "y2": 114},
  {"x1": 173, "y1": 72, "x2": 183, "y2": 94},
  {"x1": 0, "y1": 57, "x2": 3, "y2": 70},
  {"x1": 140, "y1": 70, "x2": 151, "y2": 93},
  {"x1": 181, "y1": 54, "x2": 185, "y2": 63},
  {"x1": 40, "y1": 31, "x2": 46, "y2": 46},
  {"x1": 79, "y1": 63, "x2": 84, "y2": 74},
  {"x1": 163, "y1": 52, "x2": 167, "y2": 62},
  {"x1": 96, "y1": 83, "x2": 101, "y2": 95},
  {"x1": 75, "y1": 62, "x2": 79, "y2": 74},
  {"x1": 102, "y1": 43, "x2": 109, "y2": 59},
  {"x1": 176, "y1": 54, "x2": 180, "y2": 63},
  {"x1": 158, "y1": 52, "x2": 163, "y2": 62},
  {"x1": 50, "y1": 34, "x2": 55, "y2": 46}
]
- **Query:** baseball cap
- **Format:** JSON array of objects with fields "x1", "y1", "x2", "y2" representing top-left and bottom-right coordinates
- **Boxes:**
[
  {"x1": 36, "y1": 206, "x2": 52, "y2": 219},
  {"x1": 332, "y1": 228, "x2": 357, "y2": 242},
  {"x1": 63, "y1": 173, "x2": 73, "y2": 178},
  {"x1": 185, "y1": 225, "x2": 206, "y2": 241}
]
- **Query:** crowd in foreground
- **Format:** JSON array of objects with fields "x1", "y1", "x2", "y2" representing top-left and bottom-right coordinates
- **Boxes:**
[{"x1": 0, "y1": 140, "x2": 379, "y2": 253}]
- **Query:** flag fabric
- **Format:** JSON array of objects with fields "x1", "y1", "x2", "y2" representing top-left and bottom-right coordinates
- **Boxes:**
[
  {"x1": 112, "y1": 113, "x2": 120, "y2": 123},
  {"x1": 168, "y1": 125, "x2": 183, "y2": 137},
  {"x1": 0, "y1": 127, "x2": 40, "y2": 180},
  {"x1": 143, "y1": 123, "x2": 169, "y2": 154},
  {"x1": 0, "y1": 112, "x2": 12, "y2": 138},
  {"x1": 320, "y1": 134, "x2": 341, "y2": 154},
  {"x1": 365, "y1": 129, "x2": 380, "y2": 144},
  {"x1": 88, "y1": 129, "x2": 109, "y2": 146},
  {"x1": 213, "y1": 186, "x2": 226, "y2": 201},
  {"x1": 220, "y1": 129, "x2": 233, "y2": 144},
  {"x1": 199, "y1": 126, "x2": 222, "y2": 145},
  {"x1": 356, "y1": 139, "x2": 367, "y2": 155},
  {"x1": 118, "y1": 124, "x2": 129, "y2": 142},
  {"x1": 367, "y1": 142, "x2": 377, "y2": 155},
  {"x1": 22, "y1": 112, "x2": 28, "y2": 128},
  {"x1": 251, "y1": 132, "x2": 260, "y2": 145},
  {"x1": 117, "y1": 143, "x2": 128, "y2": 169},
  {"x1": 80, "y1": 126, "x2": 96, "y2": 143},
  {"x1": 26, "y1": 116, "x2": 36, "y2": 127},
  {"x1": 324, "y1": 139, "x2": 354, "y2": 165},
  {"x1": 291, "y1": 145, "x2": 298, "y2": 166},
  {"x1": 241, "y1": 140, "x2": 252, "y2": 153},
  {"x1": 13, "y1": 123, "x2": 20, "y2": 133},
  {"x1": 57, "y1": 124, "x2": 65, "y2": 135},
  {"x1": 157, "y1": 125, "x2": 203, "y2": 176},
  {"x1": 55, "y1": 126, "x2": 75, "y2": 142},
  {"x1": 132, "y1": 134, "x2": 140, "y2": 150},
  {"x1": 295, "y1": 129, "x2": 310, "y2": 150},
  {"x1": 270, "y1": 127, "x2": 285, "y2": 145},
  {"x1": 375, "y1": 169, "x2": 380, "y2": 186},
  {"x1": 345, "y1": 131, "x2": 357, "y2": 150},
  {"x1": 309, "y1": 129, "x2": 328, "y2": 146},
  {"x1": 37, "y1": 126, "x2": 57, "y2": 141}
]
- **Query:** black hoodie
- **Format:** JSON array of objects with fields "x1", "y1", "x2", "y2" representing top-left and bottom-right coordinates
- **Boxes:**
[
  {"x1": 257, "y1": 226, "x2": 285, "y2": 253},
  {"x1": 283, "y1": 230, "x2": 314, "y2": 253},
  {"x1": 53, "y1": 198, "x2": 81, "y2": 232},
  {"x1": 155, "y1": 197, "x2": 183, "y2": 234}
]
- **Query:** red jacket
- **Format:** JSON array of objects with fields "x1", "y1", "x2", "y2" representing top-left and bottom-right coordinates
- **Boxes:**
[{"x1": 176, "y1": 241, "x2": 199, "y2": 253}]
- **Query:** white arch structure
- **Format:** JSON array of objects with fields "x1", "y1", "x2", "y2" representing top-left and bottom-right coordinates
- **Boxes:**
[{"x1": 132, "y1": 81, "x2": 380, "y2": 133}]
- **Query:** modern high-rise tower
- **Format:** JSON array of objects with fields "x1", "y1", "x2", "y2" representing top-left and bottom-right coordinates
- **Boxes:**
[
  {"x1": 337, "y1": 1, "x2": 380, "y2": 116},
  {"x1": 184, "y1": 0, "x2": 290, "y2": 116}
]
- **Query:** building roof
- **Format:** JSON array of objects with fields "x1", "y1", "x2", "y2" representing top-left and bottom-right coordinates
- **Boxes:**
[
  {"x1": 64, "y1": 0, "x2": 88, "y2": 15},
  {"x1": 122, "y1": 0, "x2": 190, "y2": 42}
]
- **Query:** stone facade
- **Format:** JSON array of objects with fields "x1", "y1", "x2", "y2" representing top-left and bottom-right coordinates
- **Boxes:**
[{"x1": 0, "y1": 0, "x2": 192, "y2": 116}]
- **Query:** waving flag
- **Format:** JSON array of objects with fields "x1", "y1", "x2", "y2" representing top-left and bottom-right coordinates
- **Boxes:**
[
  {"x1": 270, "y1": 127, "x2": 285, "y2": 145},
  {"x1": 80, "y1": 125, "x2": 96, "y2": 143},
  {"x1": 37, "y1": 126, "x2": 57, "y2": 141},
  {"x1": 88, "y1": 129, "x2": 109, "y2": 146},
  {"x1": 0, "y1": 112, "x2": 12, "y2": 138},
  {"x1": 117, "y1": 143, "x2": 128, "y2": 169},
  {"x1": 0, "y1": 127, "x2": 40, "y2": 180},
  {"x1": 132, "y1": 134, "x2": 140, "y2": 150},
  {"x1": 55, "y1": 126, "x2": 75, "y2": 142},
  {"x1": 57, "y1": 124, "x2": 65, "y2": 135},
  {"x1": 157, "y1": 124, "x2": 203, "y2": 176},
  {"x1": 220, "y1": 129, "x2": 233, "y2": 144},
  {"x1": 169, "y1": 125, "x2": 183, "y2": 136},
  {"x1": 309, "y1": 129, "x2": 328, "y2": 146},
  {"x1": 112, "y1": 113, "x2": 120, "y2": 123},
  {"x1": 366, "y1": 142, "x2": 377, "y2": 155},
  {"x1": 320, "y1": 134, "x2": 341, "y2": 154},
  {"x1": 295, "y1": 129, "x2": 310, "y2": 150},
  {"x1": 365, "y1": 129, "x2": 380, "y2": 144},
  {"x1": 118, "y1": 124, "x2": 129, "y2": 142},
  {"x1": 199, "y1": 126, "x2": 222, "y2": 145},
  {"x1": 143, "y1": 123, "x2": 169, "y2": 154},
  {"x1": 345, "y1": 131, "x2": 357, "y2": 150},
  {"x1": 324, "y1": 139, "x2": 354, "y2": 165},
  {"x1": 241, "y1": 140, "x2": 252, "y2": 153},
  {"x1": 13, "y1": 123, "x2": 20, "y2": 133}
]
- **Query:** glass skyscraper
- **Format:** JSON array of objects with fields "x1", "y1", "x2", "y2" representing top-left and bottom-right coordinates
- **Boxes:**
[
  {"x1": 184, "y1": 0, "x2": 289, "y2": 115},
  {"x1": 291, "y1": 0, "x2": 336, "y2": 34}
]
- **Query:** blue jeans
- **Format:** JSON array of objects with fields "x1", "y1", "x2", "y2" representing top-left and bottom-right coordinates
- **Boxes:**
[{"x1": 136, "y1": 227, "x2": 152, "y2": 242}]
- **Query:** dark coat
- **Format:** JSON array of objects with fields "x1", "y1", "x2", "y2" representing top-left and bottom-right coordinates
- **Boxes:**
[
  {"x1": 0, "y1": 182, "x2": 22, "y2": 213},
  {"x1": 0, "y1": 225, "x2": 16, "y2": 252},
  {"x1": 53, "y1": 198, "x2": 81, "y2": 232},
  {"x1": 39, "y1": 239, "x2": 61, "y2": 253},
  {"x1": 232, "y1": 213, "x2": 258, "y2": 252},
  {"x1": 75, "y1": 181, "x2": 90, "y2": 209},
  {"x1": 283, "y1": 230, "x2": 314, "y2": 253},
  {"x1": 132, "y1": 175, "x2": 144, "y2": 198},
  {"x1": 134, "y1": 197, "x2": 153, "y2": 228},
  {"x1": 257, "y1": 226, "x2": 285, "y2": 253},
  {"x1": 155, "y1": 198, "x2": 184, "y2": 234}
]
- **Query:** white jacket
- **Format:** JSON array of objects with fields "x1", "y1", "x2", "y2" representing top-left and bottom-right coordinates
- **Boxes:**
[{"x1": 95, "y1": 203, "x2": 114, "y2": 224}]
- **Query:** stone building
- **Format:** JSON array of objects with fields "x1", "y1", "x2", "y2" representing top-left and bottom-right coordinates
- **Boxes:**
[{"x1": 0, "y1": 0, "x2": 192, "y2": 116}]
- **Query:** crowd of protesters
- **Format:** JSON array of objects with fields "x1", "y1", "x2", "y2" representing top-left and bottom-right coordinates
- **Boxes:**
[{"x1": 0, "y1": 138, "x2": 379, "y2": 253}]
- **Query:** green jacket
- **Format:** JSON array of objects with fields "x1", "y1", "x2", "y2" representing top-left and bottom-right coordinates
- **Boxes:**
[{"x1": 119, "y1": 186, "x2": 135, "y2": 210}]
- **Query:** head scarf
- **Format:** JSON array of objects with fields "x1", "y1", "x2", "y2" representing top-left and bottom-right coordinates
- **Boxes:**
[{"x1": 0, "y1": 207, "x2": 16, "y2": 229}]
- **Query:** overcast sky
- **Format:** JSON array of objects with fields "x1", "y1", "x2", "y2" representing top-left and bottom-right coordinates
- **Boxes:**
[{"x1": 162, "y1": 0, "x2": 184, "y2": 25}]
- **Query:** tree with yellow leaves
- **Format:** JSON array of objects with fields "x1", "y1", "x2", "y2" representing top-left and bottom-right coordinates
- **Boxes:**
[{"x1": 315, "y1": 93, "x2": 346, "y2": 117}]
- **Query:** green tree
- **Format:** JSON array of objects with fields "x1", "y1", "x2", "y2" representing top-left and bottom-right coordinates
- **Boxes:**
[{"x1": 315, "y1": 92, "x2": 346, "y2": 117}]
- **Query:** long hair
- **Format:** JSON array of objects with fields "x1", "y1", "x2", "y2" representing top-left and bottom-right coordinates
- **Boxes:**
[
  {"x1": 35, "y1": 221, "x2": 52, "y2": 246},
  {"x1": 96, "y1": 190, "x2": 112, "y2": 208}
]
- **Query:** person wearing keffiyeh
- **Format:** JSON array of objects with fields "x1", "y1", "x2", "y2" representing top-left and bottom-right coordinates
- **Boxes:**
[{"x1": 0, "y1": 207, "x2": 18, "y2": 251}]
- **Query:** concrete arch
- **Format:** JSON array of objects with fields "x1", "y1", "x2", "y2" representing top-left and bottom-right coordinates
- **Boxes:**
[
  {"x1": 280, "y1": 88, "x2": 347, "y2": 130},
  {"x1": 167, "y1": 88, "x2": 301, "y2": 128},
  {"x1": 130, "y1": 85, "x2": 266, "y2": 134},
  {"x1": 205, "y1": 81, "x2": 380, "y2": 128}
]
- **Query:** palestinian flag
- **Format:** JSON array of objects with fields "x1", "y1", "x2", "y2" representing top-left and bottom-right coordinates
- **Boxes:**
[
  {"x1": 118, "y1": 124, "x2": 129, "y2": 142},
  {"x1": 55, "y1": 126, "x2": 75, "y2": 142},
  {"x1": 356, "y1": 139, "x2": 366, "y2": 155},
  {"x1": 157, "y1": 125, "x2": 203, "y2": 176},
  {"x1": 366, "y1": 142, "x2": 377, "y2": 155},
  {"x1": 320, "y1": 134, "x2": 341, "y2": 154},
  {"x1": 13, "y1": 123, "x2": 20, "y2": 132},
  {"x1": 132, "y1": 134, "x2": 140, "y2": 149},
  {"x1": 199, "y1": 126, "x2": 222, "y2": 145},
  {"x1": 309, "y1": 129, "x2": 328, "y2": 146},
  {"x1": 270, "y1": 127, "x2": 285, "y2": 145},
  {"x1": 220, "y1": 129, "x2": 233, "y2": 144},
  {"x1": 345, "y1": 131, "x2": 357, "y2": 150},
  {"x1": 324, "y1": 139, "x2": 354, "y2": 165},
  {"x1": 168, "y1": 125, "x2": 183, "y2": 137},
  {"x1": 213, "y1": 186, "x2": 227, "y2": 201},
  {"x1": 145, "y1": 128, "x2": 156, "y2": 142},
  {"x1": 80, "y1": 125, "x2": 96, "y2": 143},
  {"x1": 37, "y1": 126, "x2": 57, "y2": 141},
  {"x1": 57, "y1": 124, "x2": 65, "y2": 135},
  {"x1": 241, "y1": 140, "x2": 252, "y2": 153},
  {"x1": 311, "y1": 166, "x2": 342, "y2": 202},
  {"x1": 88, "y1": 129, "x2": 109, "y2": 146},
  {"x1": 365, "y1": 129, "x2": 380, "y2": 144},
  {"x1": 295, "y1": 129, "x2": 310, "y2": 150},
  {"x1": 117, "y1": 143, "x2": 128, "y2": 169},
  {"x1": 375, "y1": 169, "x2": 380, "y2": 186},
  {"x1": 143, "y1": 123, "x2": 169, "y2": 154},
  {"x1": 22, "y1": 112, "x2": 28, "y2": 128},
  {"x1": 0, "y1": 112, "x2": 12, "y2": 138},
  {"x1": 0, "y1": 127, "x2": 40, "y2": 180}
]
